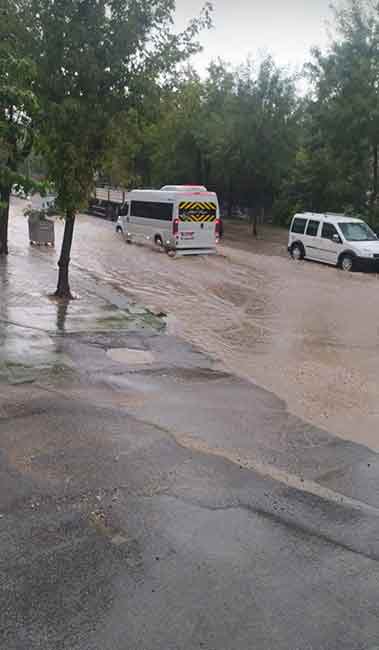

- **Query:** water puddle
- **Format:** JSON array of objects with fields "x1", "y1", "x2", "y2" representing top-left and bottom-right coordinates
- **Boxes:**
[{"x1": 106, "y1": 348, "x2": 154, "y2": 365}]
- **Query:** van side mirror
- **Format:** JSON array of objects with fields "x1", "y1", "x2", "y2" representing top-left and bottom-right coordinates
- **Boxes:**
[{"x1": 332, "y1": 233, "x2": 341, "y2": 243}]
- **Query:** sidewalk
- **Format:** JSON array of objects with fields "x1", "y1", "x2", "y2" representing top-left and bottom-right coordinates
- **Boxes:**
[{"x1": 0, "y1": 215, "x2": 163, "y2": 385}]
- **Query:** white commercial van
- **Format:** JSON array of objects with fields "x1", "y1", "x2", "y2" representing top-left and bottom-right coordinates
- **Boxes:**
[
  {"x1": 288, "y1": 212, "x2": 379, "y2": 271},
  {"x1": 116, "y1": 187, "x2": 220, "y2": 256}
]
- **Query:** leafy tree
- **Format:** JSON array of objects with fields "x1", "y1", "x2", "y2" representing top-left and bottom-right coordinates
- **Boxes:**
[
  {"x1": 232, "y1": 57, "x2": 298, "y2": 218},
  {"x1": 303, "y1": 0, "x2": 379, "y2": 216},
  {"x1": 22, "y1": 0, "x2": 212, "y2": 298},
  {"x1": 145, "y1": 57, "x2": 298, "y2": 222},
  {"x1": 0, "y1": 0, "x2": 38, "y2": 255},
  {"x1": 201, "y1": 61, "x2": 240, "y2": 215},
  {"x1": 101, "y1": 108, "x2": 151, "y2": 189},
  {"x1": 100, "y1": 74, "x2": 165, "y2": 189},
  {"x1": 149, "y1": 70, "x2": 208, "y2": 186}
]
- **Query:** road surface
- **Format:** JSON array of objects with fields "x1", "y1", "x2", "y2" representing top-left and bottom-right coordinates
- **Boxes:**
[
  {"x1": 64, "y1": 212, "x2": 379, "y2": 451},
  {"x1": 0, "y1": 201, "x2": 378, "y2": 649}
]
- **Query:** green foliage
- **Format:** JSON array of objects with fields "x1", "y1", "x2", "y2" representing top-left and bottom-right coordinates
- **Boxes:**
[
  {"x1": 4, "y1": 0, "x2": 379, "y2": 248},
  {"x1": 271, "y1": 1, "x2": 379, "y2": 224},
  {"x1": 0, "y1": 0, "x2": 38, "y2": 192},
  {"x1": 131, "y1": 56, "x2": 299, "y2": 215},
  {"x1": 0, "y1": 0, "x2": 40, "y2": 251},
  {"x1": 102, "y1": 2, "x2": 379, "y2": 228},
  {"x1": 19, "y1": 0, "x2": 213, "y2": 214},
  {"x1": 6, "y1": 0, "x2": 212, "y2": 292},
  {"x1": 103, "y1": 53, "x2": 299, "y2": 222},
  {"x1": 149, "y1": 72, "x2": 208, "y2": 185},
  {"x1": 304, "y1": 0, "x2": 379, "y2": 213}
]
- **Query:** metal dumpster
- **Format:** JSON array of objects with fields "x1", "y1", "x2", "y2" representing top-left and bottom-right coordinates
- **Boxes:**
[{"x1": 28, "y1": 213, "x2": 55, "y2": 246}]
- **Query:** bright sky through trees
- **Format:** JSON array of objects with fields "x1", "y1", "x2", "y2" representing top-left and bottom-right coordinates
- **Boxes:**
[{"x1": 175, "y1": 0, "x2": 333, "y2": 72}]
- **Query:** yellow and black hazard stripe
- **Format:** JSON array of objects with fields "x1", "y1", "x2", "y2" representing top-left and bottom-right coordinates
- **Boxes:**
[{"x1": 179, "y1": 201, "x2": 217, "y2": 222}]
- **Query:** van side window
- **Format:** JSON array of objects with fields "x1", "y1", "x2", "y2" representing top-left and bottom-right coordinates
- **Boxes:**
[
  {"x1": 131, "y1": 201, "x2": 173, "y2": 221},
  {"x1": 291, "y1": 218, "x2": 306, "y2": 234},
  {"x1": 321, "y1": 223, "x2": 338, "y2": 240},
  {"x1": 306, "y1": 220, "x2": 320, "y2": 237}
]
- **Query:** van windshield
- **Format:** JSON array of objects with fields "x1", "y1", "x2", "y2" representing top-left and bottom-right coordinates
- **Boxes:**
[{"x1": 338, "y1": 222, "x2": 377, "y2": 241}]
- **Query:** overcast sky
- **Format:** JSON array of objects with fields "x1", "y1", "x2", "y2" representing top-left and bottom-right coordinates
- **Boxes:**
[{"x1": 175, "y1": 0, "x2": 335, "y2": 74}]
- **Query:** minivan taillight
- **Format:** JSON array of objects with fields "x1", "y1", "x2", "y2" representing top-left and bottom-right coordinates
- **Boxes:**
[
  {"x1": 215, "y1": 218, "x2": 221, "y2": 240},
  {"x1": 173, "y1": 218, "x2": 179, "y2": 235}
]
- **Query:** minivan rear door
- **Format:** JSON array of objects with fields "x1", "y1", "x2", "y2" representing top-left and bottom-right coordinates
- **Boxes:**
[{"x1": 177, "y1": 196, "x2": 218, "y2": 249}]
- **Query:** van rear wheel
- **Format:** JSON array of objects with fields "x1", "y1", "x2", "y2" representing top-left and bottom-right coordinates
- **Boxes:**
[
  {"x1": 154, "y1": 235, "x2": 164, "y2": 250},
  {"x1": 291, "y1": 243, "x2": 304, "y2": 261}
]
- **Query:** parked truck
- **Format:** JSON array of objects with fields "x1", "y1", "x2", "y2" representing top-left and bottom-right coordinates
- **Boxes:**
[{"x1": 88, "y1": 186, "x2": 128, "y2": 221}]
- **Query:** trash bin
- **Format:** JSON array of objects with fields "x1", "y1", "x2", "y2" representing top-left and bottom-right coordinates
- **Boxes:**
[{"x1": 28, "y1": 213, "x2": 55, "y2": 247}]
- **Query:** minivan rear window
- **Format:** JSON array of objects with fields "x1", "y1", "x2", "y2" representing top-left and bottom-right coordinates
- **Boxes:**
[
  {"x1": 291, "y1": 218, "x2": 306, "y2": 234},
  {"x1": 306, "y1": 220, "x2": 319, "y2": 237}
]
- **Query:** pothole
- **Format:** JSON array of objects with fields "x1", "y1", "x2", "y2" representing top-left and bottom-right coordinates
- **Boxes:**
[{"x1": 106, "y1": 348, "x2": 154, "y2": 365}]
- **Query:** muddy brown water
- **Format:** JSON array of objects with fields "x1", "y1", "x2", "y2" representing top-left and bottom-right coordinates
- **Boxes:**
[{"x1": 10, "y1": 207, "x2": 379, "y2": 451}]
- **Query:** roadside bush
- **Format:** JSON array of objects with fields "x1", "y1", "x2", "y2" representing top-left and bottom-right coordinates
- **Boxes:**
[{"x1": 272, "y1": 196, "x2": 306, "y2": 226}]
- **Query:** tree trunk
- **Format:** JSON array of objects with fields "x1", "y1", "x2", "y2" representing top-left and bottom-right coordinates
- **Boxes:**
[
  {"x1": 249, "y1": 205, "x2": 259, "y2": 238},
  {"x1": 372, "y1": 143, "x2": 378, "y2": 206},
  {"x1": 203, "y1": 159, "x2": 211, "y2": 187},
  {"x1": 227, "y1": 180, "x2": 234, "y2": 218},
  {"x1": 55, "y1": 211, "x2": 75, "y2": 299},
  {"x1": 197, "y1": 149, "x2": 203, "y2": 183},
  {"x1": 253, "y1": 212, "x2": 258, "y2": 238},
  {"x1": 0, "y1": 187, "x2": 11, "y2": 256}
]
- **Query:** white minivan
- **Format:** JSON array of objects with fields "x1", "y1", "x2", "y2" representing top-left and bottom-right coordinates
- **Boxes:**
[
  {"x1": 116, "y1": 188, "x2": 220, "y2": 256},
  {"x1": 288, "y1": 212, "x2": 379, "y2": 271}
]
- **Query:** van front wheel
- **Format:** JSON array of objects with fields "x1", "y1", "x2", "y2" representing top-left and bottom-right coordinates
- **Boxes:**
[{"x1": 340, "y1": 254, "x2": 354, "y2": 272}]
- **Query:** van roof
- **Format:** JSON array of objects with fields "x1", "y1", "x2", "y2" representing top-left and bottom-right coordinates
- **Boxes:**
[
  {"x1": 160, "y1": 185, "x2": 207, "y2": 192},
  {"x1": 129, "y1": 189, "x2": 217, "y2": 198},
  {"x1": 295, "y1": 212, "x2": 364, "y2": 224}
]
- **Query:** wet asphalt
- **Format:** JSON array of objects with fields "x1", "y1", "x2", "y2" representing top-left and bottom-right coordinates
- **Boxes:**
[{"x1": 0, "y1": 202, "x2": 379, "y2": 649}]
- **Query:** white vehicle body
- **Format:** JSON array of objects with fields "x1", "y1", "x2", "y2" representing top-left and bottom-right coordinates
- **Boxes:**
[
  {"x1": 30, "y1": 193, "x2": 56, "y2": 211},
  {"x1": 288, "y1": 212, "x2": 379, "y2": 271},
  {"x1": 160, "y1": 185, "x2": 207, "y2": 192},
  {"x1": 116, "y1": 189, "x2": 220, "y2": 255}
]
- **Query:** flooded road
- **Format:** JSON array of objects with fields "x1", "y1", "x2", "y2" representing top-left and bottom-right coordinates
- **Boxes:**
[
  {"x1": 10, "y1": 205, "x2": 379, "y2": 450},
  {"x1": 4, "y1": 204, "x2": 379, "y2": 650}
]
